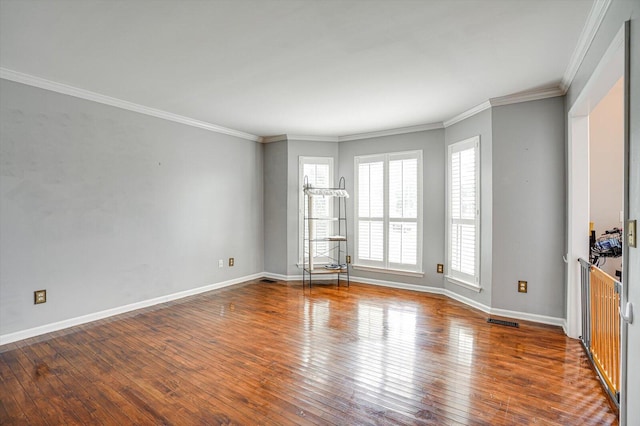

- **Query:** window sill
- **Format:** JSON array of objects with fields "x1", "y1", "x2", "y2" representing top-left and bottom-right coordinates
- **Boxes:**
[
  {"x1": 445, "y1": 275, "x2": 482, "y2": 292},
  {"x1": 353, "y1": 265, "x2": 424, "y2": 278}
]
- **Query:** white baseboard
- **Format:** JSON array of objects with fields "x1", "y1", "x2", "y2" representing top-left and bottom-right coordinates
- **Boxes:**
[
  {"x1": 262, "y1": 272, "x2": 291, "y2": 281},
  {"x1": 0, "y1": 273, "x2": 263, "y2": 346},
  {"x1": 444, "y1": 288, "x2": 492, "y2": 314},
  {"x1": 353, "y1": 275, "x2": 565, "y2": 328},
  {"x1": 487, "y1": 307, "x2": 566, "y2": 328},
  {"x1": 262, "y1": 272, "x2": 303, "y2": 281},
  {"x1": 1, "y1": 271, "x2": 567, "y2": 346},
  {"x1": 350, "y1": 275, "x2": 445, "y2": 295}
]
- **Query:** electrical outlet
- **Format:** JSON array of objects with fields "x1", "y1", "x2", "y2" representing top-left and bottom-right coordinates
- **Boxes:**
[
  {"x1": 346, "y1": 255, "x2": 351, "y2": 264},
  {"x1": 229, "y1": 257, "x2": 234, "y2": 267},
  {"x1": 218, "y1": 259, "x2": 223, "y2": 268},
  {"x1": 437, "y1": 264, "x2": 444, "y2": 273},
  {"x1": 518, "y1": 281, "x2": 528, "y2": 293},
  {"x1": 34, "y1": 290, "x2": 46, "y2": 304}
]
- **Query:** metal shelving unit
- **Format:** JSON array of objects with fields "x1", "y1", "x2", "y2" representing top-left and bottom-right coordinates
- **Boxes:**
[{"x1": 302, "y1": 176, "x2": 350, "y2": 290}]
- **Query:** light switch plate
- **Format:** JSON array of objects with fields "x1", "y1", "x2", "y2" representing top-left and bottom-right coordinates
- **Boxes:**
[{"x1": 628, "y1": 220, "x2": 637, "y2": 248}]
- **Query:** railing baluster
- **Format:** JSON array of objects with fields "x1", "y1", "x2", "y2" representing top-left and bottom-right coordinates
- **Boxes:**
[{"x1": 578, "y1": 258, "x2": 620, "y2": 407}]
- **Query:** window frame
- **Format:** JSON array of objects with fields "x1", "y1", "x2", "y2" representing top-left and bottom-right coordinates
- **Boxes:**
[
  {"x1": 446, "y1": 136, "x2": 481, "y2": 291},
  {"x1": 299, "y1": 156, "x2": 334, "y2": 266},
  {"x1": 354, "y1": 150, "x2": 423, "y2": 274}
]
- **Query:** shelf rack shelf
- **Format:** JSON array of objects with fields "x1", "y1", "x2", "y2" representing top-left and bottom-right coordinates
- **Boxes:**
[{"x1": 302, "y1": 176, "x2": 350, "y2": 290}]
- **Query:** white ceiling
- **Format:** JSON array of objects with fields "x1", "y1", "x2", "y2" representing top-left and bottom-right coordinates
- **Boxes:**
[{"x1": 0, "y1": 0, "x2": 593, "y2": 138}]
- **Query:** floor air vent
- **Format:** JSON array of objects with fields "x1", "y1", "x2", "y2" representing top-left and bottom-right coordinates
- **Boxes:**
[
  {"x1": 260, "y1": 278, "x2": 278, "y2": 283},
  {"x1": 487, "y1": 318, "x2": 519, "y2": 328}
]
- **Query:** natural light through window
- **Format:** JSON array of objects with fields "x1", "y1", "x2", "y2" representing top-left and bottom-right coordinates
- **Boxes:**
[
  {"x1": 300, "y1": 157, "x2": 333, "y2": 265},
  {"x1": 355, "y1": 151, "x2": 422, "y2": 274},
  {"x1": 446, "y1": 136, "x2": 480, "y2": 289}
]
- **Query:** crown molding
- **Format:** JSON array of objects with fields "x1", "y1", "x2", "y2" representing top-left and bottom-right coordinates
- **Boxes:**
[
  {"x1": 489, "y1": 86, "x2": 564, "y2": 107},
  {"x1": 264, "y1": 125, "x2": 444, "y2": 143},
  {"x1": 288, "y1": 135, "x2": 340, "y2": 142},
  {"x1": 0, "y1": 68, "x2": 261, "y2": 142},
  {"x1": 260, "y1": 134, "x2": 340, "y2": 143},
  {"x1": 261, "y1": 134, "x2": 288, "y2": 143},
  {"x1": 443, "y1": 101, "x2": 491, "y2": 128},
  {"x1": 275, "y1": 84, "x2": 562, "y2": 139},
  {"x1": 443, "y1": 85, "x2": 564, "y2": 128},
  {"x1": 1, "y1": 63, "x2": 568, "y2": 144},
  {"x1": 560, "y1": 0, "x2": 612, "y2": 92},
  {"x1": 338, "y1": 122, "x2": 444, "y2": 142}
]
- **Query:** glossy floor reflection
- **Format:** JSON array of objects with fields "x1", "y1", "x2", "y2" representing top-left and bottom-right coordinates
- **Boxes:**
[
  {"x1": 0, "y1": 280, "x2": 618, "y2": 425},
  {"x1": 294, "y1": 282, "x2": 616, "y2": 425}
]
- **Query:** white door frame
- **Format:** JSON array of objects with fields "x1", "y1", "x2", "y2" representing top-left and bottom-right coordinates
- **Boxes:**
[
  {"x1": 566, "y1": 115, "x2": 590, "y2": 339},
  {"x1": 567, "y1": 24, "x2": 624, "y2": 336},
  {"x1": 566, "y1": 22, "x2": 628, "y2": 422}
]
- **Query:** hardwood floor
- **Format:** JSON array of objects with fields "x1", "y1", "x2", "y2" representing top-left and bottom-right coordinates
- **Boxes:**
[{"x1": 0, "y1": 279, "x2": 618, "y2": 425}]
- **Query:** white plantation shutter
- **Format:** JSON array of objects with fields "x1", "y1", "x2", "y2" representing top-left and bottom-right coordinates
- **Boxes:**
[
  {"x1": 447, "y1": 137, "x2": 480, "y2": 286},
  {"x1": 358, "y1": 220, "x2": 384, "y2": 261},
  {"x1": 389, "y1": 158, "x2": 418, "y2": 266},
  {"x1": 299, "y1": 157, "x2": 333, "y2": 264},
  {"x1": 357, "y1": 161, "x2": 384, "y2": 262},
  {"x1": 388, "y1": 222, "x2": 417, "y2": 265},
  {"x1": 355, "y1": 151, "x2": 422, "y2": 272}
]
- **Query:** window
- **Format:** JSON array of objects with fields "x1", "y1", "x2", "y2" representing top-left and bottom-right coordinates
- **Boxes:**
[
  {"x1": 299, "y1": 157, "x2": 334, "y2": 265},
  {"x1": 354, "y1": 151, "x2": 422, "y2": 273},
  {"x1": 446, "y1": 136, "x2": 480, "y2": 289}
]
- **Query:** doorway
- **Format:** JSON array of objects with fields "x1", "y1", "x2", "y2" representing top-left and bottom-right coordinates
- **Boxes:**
[
  {"x1": 567, "y1": 22, "x2": 628, "y2": 422},
  {"x1": 589, "y1": 78, "x2": 624, "y2": 277}
]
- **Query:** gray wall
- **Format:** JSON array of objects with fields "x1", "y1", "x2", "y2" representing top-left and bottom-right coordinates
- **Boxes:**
[
  {"x1": 262, "y1": 138, "x2": 339, "y2": 277},
  {"x1": 566, "y1": 1, "x2": 640, "y2": 423},
  {"x1": 491, "y1": 97, "x2": 566, "y2": 318},
  {"x1": 444, "y1": 109, "x2": 493, "y2": 307},
  {"x1": 337, "y1": 129, "x2": 446, "y2": 288},
  {"x1": 0, "y1": 79, "x2": 264, "y2": 336},
  {"x1": 263, "y1": 140, "x2": 288, "y2": 275}
]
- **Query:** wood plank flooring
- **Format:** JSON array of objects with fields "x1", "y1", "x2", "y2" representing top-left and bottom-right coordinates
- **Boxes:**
[{"x1": 0, "y1": 279, "x2": 618, "y2": 425}]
